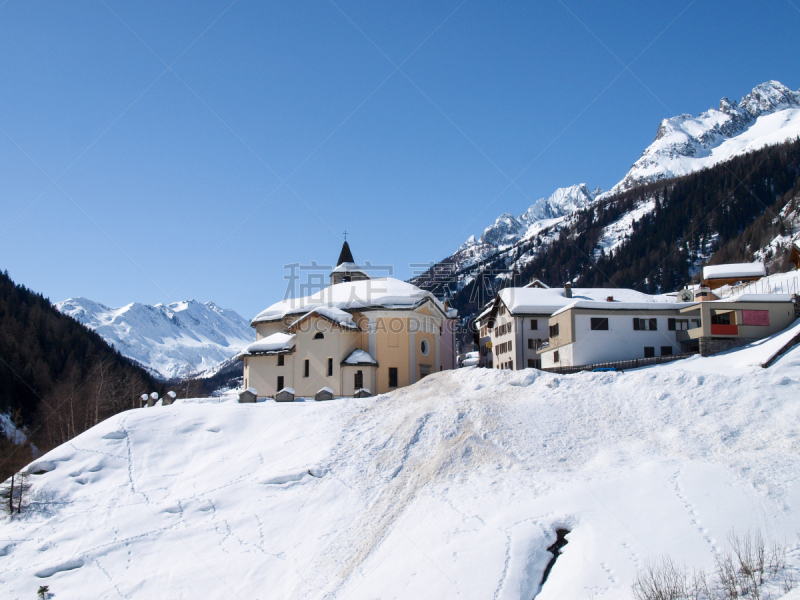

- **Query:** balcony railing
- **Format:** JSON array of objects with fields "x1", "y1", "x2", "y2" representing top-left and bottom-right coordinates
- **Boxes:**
[{"x1": 710, "y1": 324, "x2": 738, "y2": 336}]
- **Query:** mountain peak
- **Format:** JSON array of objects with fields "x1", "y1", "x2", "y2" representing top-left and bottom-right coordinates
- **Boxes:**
[{"x1": 612, "y1": 80, "x2": 800, "y2": 194}]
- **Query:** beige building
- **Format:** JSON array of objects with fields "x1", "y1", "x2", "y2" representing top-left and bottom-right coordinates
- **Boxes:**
[
  {"x1": 675, "y1": 293, "x2": 798, "y2": 355},
  {"x1": 239, "y1": 242, "x2": 458, "y2": 399}
]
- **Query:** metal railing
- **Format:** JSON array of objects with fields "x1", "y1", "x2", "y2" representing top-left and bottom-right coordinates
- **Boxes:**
[{"x1": 541, "y1": 352, "x2": 695, "y2": 375}]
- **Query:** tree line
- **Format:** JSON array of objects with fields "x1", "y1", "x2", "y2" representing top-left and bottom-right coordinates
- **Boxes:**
[{"x1": 0, "y1": 269, "x2": 157, "y2": 483}]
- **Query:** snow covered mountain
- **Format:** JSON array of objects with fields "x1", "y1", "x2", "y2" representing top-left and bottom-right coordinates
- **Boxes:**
[
  {"x1": 455, "y1": 184, "x2": 599, "y2": 263},
  {"x1": 611, "y1": 80, "x2": 800, "y2": 194},
  {"x1": 55, "y1": 298, "x2": 254, "y2": 379},
  {"x1": 415, "y1": 81, "x2": 800, "y2": 310},
  {"x1": 3, "y1": 326, "x2": 800, "y2": 598}
]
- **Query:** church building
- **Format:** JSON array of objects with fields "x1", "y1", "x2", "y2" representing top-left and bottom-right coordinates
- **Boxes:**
[{"x1": 239, "y1": 242, "x2": 458, "y2": 399}]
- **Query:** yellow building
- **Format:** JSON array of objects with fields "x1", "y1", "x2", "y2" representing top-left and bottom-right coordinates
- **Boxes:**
[{"x1": 239, "y1": 242, "x2": 457, "y2": 399}]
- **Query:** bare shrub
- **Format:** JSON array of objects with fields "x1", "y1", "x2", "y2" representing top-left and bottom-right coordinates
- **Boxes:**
[
  {"x1": 633, "y1": 556, "x2": 688, "y2": 600},
  {"x1": 632, "y1": 530, "x2": 796, "y2": 600}
]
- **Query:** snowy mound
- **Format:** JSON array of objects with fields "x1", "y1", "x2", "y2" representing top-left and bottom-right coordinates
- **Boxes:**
[
  {"x1": 611, "y1": 81, "x2": 800, "y2": 194},
  {"x1": 3, "y1": 325, "x2": 800, "y2": 598},
  {"x1": 55, "y1": 298, "x2": 254, "y2": 379}
]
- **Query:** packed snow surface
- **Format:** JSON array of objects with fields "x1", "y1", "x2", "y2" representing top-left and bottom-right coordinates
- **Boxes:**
[
  {"x1": 55, "y1": 298, "x2": 254, "y2": 379},
  {"x1": 2, "y1": 326, "x2": 800, "y2": 598},
  {"x1": 703, "y1": 262, "x2": 766, "y2": 280}
]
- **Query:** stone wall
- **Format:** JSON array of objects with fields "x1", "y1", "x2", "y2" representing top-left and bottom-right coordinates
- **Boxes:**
[{"x1": 699, "y1": 336, "x2": 756, "y2": 357}]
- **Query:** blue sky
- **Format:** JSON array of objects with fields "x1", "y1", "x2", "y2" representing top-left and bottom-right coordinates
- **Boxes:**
[{"x1": 1, "y1": 0, "x2": 799, "y2": 319}]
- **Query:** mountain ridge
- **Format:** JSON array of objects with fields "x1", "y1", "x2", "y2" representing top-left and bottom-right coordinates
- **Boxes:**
[{"x1": 55, "y1": 297, "x2": 254, "y2": 380}]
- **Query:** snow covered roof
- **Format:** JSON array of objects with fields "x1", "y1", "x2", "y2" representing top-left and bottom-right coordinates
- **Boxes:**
[
  {"x1": 278, "y1": 387, "x2": 294, "y2": 395},
  {"x1": 287, "y1": 306, "x2": 359, "y2": 331},
  {"x1": 238, "y1": 332, "x2": 295, "y2": 357},
  {"x1": 331, "y1": 262, "x2": 368, "y2": 275},
  {"x1": 703, "y1": 262, "x2": 766, "y2": 281},
  {"x1": 498, "y1": 287, "x2": 666, "y2": 315},
  {"x1": 552, "y1": 300, "x2": 691, "y2": 317},
  {"x1": 713, "y1": 293, "x2": 795, "y2": 304},
  {"x1": 252, "y1": 278, "x2": 446, "y2": 324},
  {"x1": 317, "y1": 386, "x2": 334, "y2": 394},
  {"x1": 342, "y1": 349, "x2": 378, "y2": 366}
]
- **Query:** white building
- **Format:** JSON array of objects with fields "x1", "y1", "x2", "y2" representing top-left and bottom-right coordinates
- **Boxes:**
[
  {"x1": 540, "y1": 300, "x2": 692, "y2": 368},
  {"x1": 479, "y1": 284, "x2": 669, "y2": 370}
]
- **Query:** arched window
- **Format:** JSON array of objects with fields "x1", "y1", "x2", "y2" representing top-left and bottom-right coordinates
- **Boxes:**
[{"x1": 314, "y1": 332, "x2": 324, "y2": 340}]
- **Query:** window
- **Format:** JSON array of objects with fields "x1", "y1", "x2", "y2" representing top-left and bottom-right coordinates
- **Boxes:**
[
  {"x1": 661, "y1": 346, "x2": 673, "y2": 356},
  {"x1": 633, "y1": 318, "x2": 657, "y2": 331},
  {"x1": 644, "y1": 347, "x2": 655, "y2": 358},
  {"x1": 327, "y1": 358, "x2": 333, "y2": 377},
  {"x1": 314, "y1": 332, "x2": 324, "y2": 339},
  {"x1": 389, "y1": 368, "x2": 398, "y2": 388},
  {"x1": 527, "y1": 359, "x2": 541, "y2": 369},
  {"x1": 530, "y1": 319, "x2": 538, "y2": 330},
  {"x1": 711, "y1": 312, "x2": 733, "y2": 325},
  {"x1": 668, "y1": 319, "x2": 689, "y2": 331},
  {"x1": 304, "y1": 359, "x2": 310, "y2": 377},
  {"x1": 692, "y1": 319, "x2": 701, "y2": 328},
  {"x1": 528, "y1": 339, "x2": 534, "y2": 350},
  {"x1": 354, "y1": 370, "x2": 363, "y2": 389},
  {"x1": 553, "y1": 350, "x2": 560, "y2": 363},
  {"x1": 277, "y1": 375, "x2": 284, "y2": 391},
  {"x1": 420, "y1": 339, "x2": 429, "y2": 356},
  {"x1": 549, "y1": 323, "x2": 559, "y2": 337},
  {"x1": 590, "y1": 318, "x2": 609, "y2": 330},
  {"x1": 277, "y1": 354, "x2": 284, "y2": 366}
]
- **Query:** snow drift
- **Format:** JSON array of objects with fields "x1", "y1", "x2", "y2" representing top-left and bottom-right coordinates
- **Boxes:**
[{"x1": 2, "y1": 324, "x2": 800, "y2": 598}]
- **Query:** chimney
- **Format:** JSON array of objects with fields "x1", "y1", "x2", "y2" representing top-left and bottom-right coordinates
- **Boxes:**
[
  {"x1": 564, "y1": 283, "x2": 572, "y2": 298},
  {"x1": 606, "y1": 296, "x2": 614, "y2": 302}
]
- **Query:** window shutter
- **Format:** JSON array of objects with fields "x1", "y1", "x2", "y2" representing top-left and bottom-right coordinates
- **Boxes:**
[
  {"x1": 633, "y1": 318, "x2": 640, "y2": 330},
  {"x1": 649, "y1": 318, "x2": 657, "y2": 331},
  {"x1": 668, "y1": 318, "x2": 676, "y2": 331}
]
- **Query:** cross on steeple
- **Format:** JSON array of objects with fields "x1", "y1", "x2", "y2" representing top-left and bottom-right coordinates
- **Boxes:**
[{"x1": 343, "y1": 230, "x2": 348, "y2": 241}]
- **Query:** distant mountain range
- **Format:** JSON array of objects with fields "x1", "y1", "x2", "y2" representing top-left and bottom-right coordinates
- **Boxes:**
[
  {"x1": 417, "y1": 80, "x2": 800, "y2": 295},
  {"x1": 55, "y1": 298, "x2": 254, "y2": 380}
]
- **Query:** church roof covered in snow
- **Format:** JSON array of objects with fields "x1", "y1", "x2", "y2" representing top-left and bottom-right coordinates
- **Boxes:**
[
  {"x1": 286, "y1": 306, "x2": 359, "y2": 331},
  {"x1": 702, "y1": 262, "x2": 766, "y2": 281},
  {"x1": 331, "y1": 261, "x2": 368, "y2": 276},
  {"x1": 252, "y1": 278, "x2": 446, "y2": 325},
  {"x1": 342, "y1": 349, "x2": 378, "y2": 366},
  {"x1": 237, "y1": 332, "x2": 295, "y2": 357}
]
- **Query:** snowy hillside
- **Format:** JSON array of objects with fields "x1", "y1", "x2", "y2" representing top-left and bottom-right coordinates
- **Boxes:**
[
  {"x1": 610, "y1": 80, "x2": 800, "y2": 194},
  {"x1": 2, "y1": 324, "x2": 800, "y2": 598},
  {"x1": 55, "y1": 298, "x2": 254, "y2": 379}
]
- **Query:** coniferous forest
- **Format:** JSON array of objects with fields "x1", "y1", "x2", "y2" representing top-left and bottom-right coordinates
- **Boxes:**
[{"x1": 0, "y1": 271, "x2": 155, "y2": 480}]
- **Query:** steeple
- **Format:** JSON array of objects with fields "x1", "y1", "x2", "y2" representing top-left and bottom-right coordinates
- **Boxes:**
[
  {"x1": 337, "y1": 241, "x2": 355, "y2": 266},
  {"x1": 331, "y1": 240, "x2": 369, "y2": 284}
]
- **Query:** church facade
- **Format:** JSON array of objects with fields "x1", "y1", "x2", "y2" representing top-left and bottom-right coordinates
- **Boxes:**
[{"x1": 239, "y1": 242, "x2": 458, "y2": 399}]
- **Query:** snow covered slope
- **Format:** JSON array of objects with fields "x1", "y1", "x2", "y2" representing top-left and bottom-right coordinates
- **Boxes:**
[
  {"x1": 611, "y1": 81, "x2": 800, "y2": 194},
  {"x1": 3, "y1": 323, "x2": 800, "y2": 599},
  {"x1": 55, "y1": 298, "x2": 254, "y2": 379}
]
